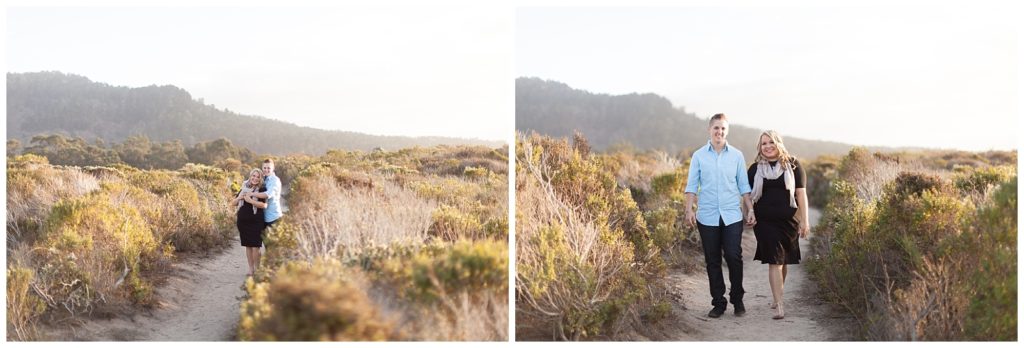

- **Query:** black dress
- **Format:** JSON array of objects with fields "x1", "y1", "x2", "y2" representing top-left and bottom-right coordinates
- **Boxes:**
[
  {"x1": 236, "y1": 186, "x2": 267, "y2": 247},
  {"x1": 748, "y1": 159, "x2": 805, "y2": 265}
]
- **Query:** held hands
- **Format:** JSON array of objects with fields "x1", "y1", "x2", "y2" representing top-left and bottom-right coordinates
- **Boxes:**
[{"x1": 745, "y1": 210, "x2": 757, "y2": 227}]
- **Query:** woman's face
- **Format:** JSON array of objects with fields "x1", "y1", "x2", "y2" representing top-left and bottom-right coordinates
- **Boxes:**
[
  {"x1": 249, "y1": 171, "x2": 262, "y2": 185},
  {"x1": 760, "y1": 134, "x2": 779, "y2": 159}
]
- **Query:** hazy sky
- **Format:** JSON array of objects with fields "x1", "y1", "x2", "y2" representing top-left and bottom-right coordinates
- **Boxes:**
[
  {"x1": 517, "y1": 5, "x2": 1019, "y2": 151},
  {"x1": 7, "y1": 5, "x2": 512, "y2": 142}
]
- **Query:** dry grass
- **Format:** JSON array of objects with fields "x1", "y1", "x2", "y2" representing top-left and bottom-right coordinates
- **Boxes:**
[
  {"x1": 6, "y1": 165, "x2": 100, "y2": 246},
  {"x1": 289, "y1": 174, "x2": 436, "y2": 260}
]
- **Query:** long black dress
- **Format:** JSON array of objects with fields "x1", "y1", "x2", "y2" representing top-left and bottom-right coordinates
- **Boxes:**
[
  {"x1": 748, "y1": 159, "x2": 805, "y2": 265},
  {"x1": 237, "y1": 186, "x2": 267, "y2": 247}
]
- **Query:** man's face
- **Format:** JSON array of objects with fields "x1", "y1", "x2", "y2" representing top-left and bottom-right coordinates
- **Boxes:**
[
  {"x1": 262, "y1": 163, "x2": 274, "y2": 176},
  {"x1": 708, "y1": 119, "x2": 729, "y2": 144}
]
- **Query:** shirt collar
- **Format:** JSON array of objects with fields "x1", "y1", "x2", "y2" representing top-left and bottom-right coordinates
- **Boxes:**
[{"x1": 705, "y1": 140, "x2": 730, "y2": 152}]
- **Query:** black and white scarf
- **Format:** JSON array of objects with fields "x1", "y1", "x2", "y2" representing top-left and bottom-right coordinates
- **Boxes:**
[{"x1": 751, "y1": 160, "x2": 797, "y2": 208}]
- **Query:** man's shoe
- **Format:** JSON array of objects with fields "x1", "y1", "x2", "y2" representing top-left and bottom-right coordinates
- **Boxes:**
[
  {"x1": 734, "y1": 302, "x2": 746, "y2": 316},
  {"x1": 708, "y1": 306, "x2": 726, "y2": 318}
]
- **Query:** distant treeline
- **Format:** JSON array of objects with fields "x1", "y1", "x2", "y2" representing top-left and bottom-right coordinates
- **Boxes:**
[
  {"x1": 7, "y1": 71, "x2": 502, "y2": 156},
  {"x1": 8, "y1": 134, "x2": 259, "y2": 171},
  {"x1": 516, "y1": 77, "x2": 867, "y2": 159}
]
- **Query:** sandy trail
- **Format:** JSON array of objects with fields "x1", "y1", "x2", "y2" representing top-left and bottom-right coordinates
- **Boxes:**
[
  {"x1": 632, "y1": 208, "x2": 858, "y2": 341},
  {"x1": 57, "y1": 240, "x2": 249, "y2": 341}
]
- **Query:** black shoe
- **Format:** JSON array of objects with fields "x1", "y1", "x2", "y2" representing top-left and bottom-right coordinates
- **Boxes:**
[
  {"x1": 734, "y1": 302, "x2": 746, "y2": 316},
  {"x1": 708, "y1": 306, "x2": 726, "y2": 318}
]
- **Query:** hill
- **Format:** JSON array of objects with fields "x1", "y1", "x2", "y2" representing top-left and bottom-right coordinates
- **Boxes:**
[
  {"x1": 515, "y1": 77, "x2": 860, "y2": 159},
  {"x1": 7, "y1": 71, "x2": 502, "y2": 155}
]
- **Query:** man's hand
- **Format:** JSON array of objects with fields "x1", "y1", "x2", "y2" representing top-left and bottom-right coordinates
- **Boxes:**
[
  {"x1": 745, "y1": 212, "x2": 757, "y2": 227},
  {"x1": 685, "y1": 209, "x2": 696, "y2": 227}
]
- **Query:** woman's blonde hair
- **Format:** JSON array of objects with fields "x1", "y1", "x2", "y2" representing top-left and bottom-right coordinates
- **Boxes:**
[
  {"x1": 247, "y1": 168, "x2": 264, "y2": 188},
  {"x1": 753, "y1": 130, "x2": 796, "y2": 169}
]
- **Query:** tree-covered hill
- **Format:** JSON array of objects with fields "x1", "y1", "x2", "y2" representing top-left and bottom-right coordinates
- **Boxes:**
[
  {"x1": 7, "y1": 71, "x2": 502, "y2": 155},
  {"x1": 516, "y1": 77, "x2": 861, "y2": 159}
]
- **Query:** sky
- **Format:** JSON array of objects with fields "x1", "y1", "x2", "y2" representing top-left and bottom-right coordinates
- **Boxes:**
[
  {"x1": 517, "y1": 5, "x2": 1019, "y2": 151},
  {"x1": 6, "y1": 4, "x2": 512, "y2": 142}
]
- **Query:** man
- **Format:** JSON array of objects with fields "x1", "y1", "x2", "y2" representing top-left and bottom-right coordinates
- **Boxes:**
[
  {"x1": 252, "y1": 158, "x2": 283, "y2": 227},
  {"x1": 684, "y1": 113, "x2": 756, "y2": 318}
]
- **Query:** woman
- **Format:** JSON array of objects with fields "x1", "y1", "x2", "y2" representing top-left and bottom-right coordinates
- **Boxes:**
[
  {"x1": 232, "y1": 168, "x2": 268, "y2": 277},
  {"x1": 747, "y1": 130, "x2": 810, "y2": 320}
]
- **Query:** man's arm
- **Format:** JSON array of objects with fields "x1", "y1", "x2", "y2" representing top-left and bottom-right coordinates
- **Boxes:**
[
  {"x1": 684, "y1": 192, "x2": 697, "y2": 227},
  {"x1": 251, "y1": 177, "x2": 280, "y2": 200},
  {"x1": 684, "y1": 155, "x2": 700, "y2": 227}
]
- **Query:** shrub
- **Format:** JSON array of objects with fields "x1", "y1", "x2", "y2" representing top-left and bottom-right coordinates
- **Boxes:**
[
  {"x1": 516, "y1": 134, "x2": 665, "y2": 340},
  {"x1": 375, "y1": 239, "x2": 508, "y2": 303},
  {"x1": 124, "y1": 170, "x2": 229, "y2": 252},
  {"x1": 238, "y1": 259, "x2": 404, "y2": 341},
  {"x1": 6, "y1": 164, "x2": 100, "y2": 247},
  {"x1": 808, "y1": 148, "x2": 1018, "y2": 341},
  {"x1": 34, "y1": 188, "x2": 162, "y2": 313},
  {"x1": 429, "y1": 205, "x2": 483, "y2": 241},
  {"x1": 6, "y1": 266, "x2": 47, "y2": 341},
  {"x1": 963, "y1": 177, "x2": 1017, "y2": 340}
]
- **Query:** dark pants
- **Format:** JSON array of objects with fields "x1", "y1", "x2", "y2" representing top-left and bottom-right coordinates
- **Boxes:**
[{"x1": 697, "y1": 217, "x2": 745, "y2": 308}]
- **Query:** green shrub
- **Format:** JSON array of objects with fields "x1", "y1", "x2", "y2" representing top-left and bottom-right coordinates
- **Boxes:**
[
  {"x1": 963, "y1": 177, "x2": 1017, "y2": 340},
  {"x1": 429, "y1": 205, "x2": 483, "y2": 241},
  {"x1": 36, "y1": 189, "x2": 161, "y2": 312},
  {"x1": 808, "y1": 148, "x2": 1018, "y2": 341},
  {"x1": 408, "y1": 240, "x2": 507, "y2": 302},
  {"x1": 515, "y1": 133, "x2": 665, "y2": 340}
]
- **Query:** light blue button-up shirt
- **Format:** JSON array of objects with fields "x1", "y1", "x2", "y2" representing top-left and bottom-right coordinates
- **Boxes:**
[
  {"x1": 263, "y1": 174, "x2": 282, "y2": 223},
  {"x1": 684, "y1": 141, "x2": 752, "y2": 226}
]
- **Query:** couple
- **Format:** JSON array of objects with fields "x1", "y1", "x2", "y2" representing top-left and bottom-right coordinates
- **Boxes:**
[
  {"x1": 683, "y1": 113, "x2": 810, "y2": 320},
  {"x1": 231, "y1": 159, "x2": 283, "y2": 277}
]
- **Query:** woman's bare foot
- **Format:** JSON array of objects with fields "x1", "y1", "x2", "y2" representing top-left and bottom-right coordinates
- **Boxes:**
[
  {"x1": 770, "y1": 301, "x2": 778, "y2": 309},
  {"x1": 772, "y1": 302, "x2": 785, "y2": 320}
]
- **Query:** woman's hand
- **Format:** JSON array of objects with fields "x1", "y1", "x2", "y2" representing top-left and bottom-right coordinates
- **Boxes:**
[
  {"x1": 798, "y1": 221, "x2": 810, "y2": 239},
  {"x1": 745, "y1": 212, "x2": 757, "y2": 227}
]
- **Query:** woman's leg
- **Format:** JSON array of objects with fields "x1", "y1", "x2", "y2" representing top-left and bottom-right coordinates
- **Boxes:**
[
  {"x1": 769, "y1": 264, "x2": 785, "y2": 318},
  {"x1": 245, "y1": 247, "x2": 255, "y2": 275},
  {"x1": 253, "y1": 246, "x2": 262, "y2": 274},
  {"x1": 782, "y1": 264, "x2": 788, "y2": 283}
]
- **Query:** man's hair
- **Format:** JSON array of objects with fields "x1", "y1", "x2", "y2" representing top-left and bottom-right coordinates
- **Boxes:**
[
  {"x1": 263, "y1": 158, "x2": 275, "y2": 165},
  {"x1": 709, "y1": 113, "x2": 729, "y2": 125}
]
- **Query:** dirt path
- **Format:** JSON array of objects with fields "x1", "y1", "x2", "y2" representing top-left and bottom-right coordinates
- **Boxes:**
[
  {"x1": 57, "y1": 240, "x2": 249, "y2": 341},
  {"x1": 633, "y1": 208, "x2": 858, "y2": 341}
]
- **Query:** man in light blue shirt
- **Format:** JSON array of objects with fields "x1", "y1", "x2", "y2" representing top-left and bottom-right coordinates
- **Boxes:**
[{"x1": 684, "y1": 113, "x2": 756, "y2": 318}]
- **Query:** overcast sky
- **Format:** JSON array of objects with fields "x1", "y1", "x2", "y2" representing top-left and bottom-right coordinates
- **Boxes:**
[
  {"x1": 517, "y1": 5, "x2": 1019, "y2": 151},
  {"x1": 7, "y1": 5, "x2": 512, "y2": 142}
]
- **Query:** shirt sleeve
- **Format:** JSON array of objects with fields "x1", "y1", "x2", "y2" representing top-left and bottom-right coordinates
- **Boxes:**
[
  {"x1": 684, "y1": 153, "x2": 700, "y2": 194},
  {"x1": 737, "y1": 152, "x2": 752, "y2": 194},
  {"x1": 266, "y1": 176, "x2": 281, "y2": 201},
  {"x1": 794, "y1": 159, "x2": 806, "y2": 189}
]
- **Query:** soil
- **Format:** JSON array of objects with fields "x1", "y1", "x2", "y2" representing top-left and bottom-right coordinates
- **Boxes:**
[
  {"x1": 627, "y1": 208, "x2": 860, "y2": 341},
  {"x1": 49, "y1": 240, "x2": 249, "y2": 341}
]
